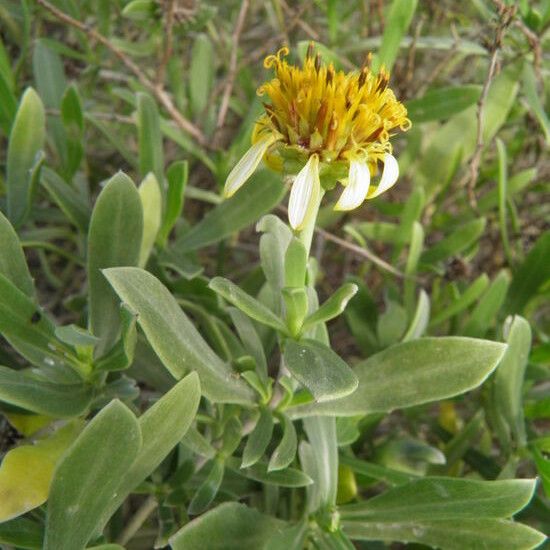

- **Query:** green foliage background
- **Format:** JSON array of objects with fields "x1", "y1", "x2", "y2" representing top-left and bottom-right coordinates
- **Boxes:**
[{"x1": 0, "y1": 0, "x2": 548, "y2": 548}]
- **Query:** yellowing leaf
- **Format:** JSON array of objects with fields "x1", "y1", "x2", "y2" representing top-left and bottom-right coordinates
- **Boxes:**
[
  {"x1": 0, "y1": 421, "x2": 82, "y2": 523},
  {"x1": 5, "y1": 413, "x2": 53, "y2": 436}
]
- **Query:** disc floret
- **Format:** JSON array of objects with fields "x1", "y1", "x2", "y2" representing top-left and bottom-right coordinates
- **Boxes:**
[{"x1": 224, "y1": 46, "x2": 411, "y2": 229}]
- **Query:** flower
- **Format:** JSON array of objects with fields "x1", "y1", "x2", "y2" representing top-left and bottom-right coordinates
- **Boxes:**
[{"x1": 224, "y1": 45, "x2": 411, "y2": 230}]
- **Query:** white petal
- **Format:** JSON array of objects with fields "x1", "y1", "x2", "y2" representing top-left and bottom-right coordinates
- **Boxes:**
[
  {"x1": 367, "y1": 153, "x2": 399, "y2": 199},
  {"x1": 288, "y1": 155, "x2": 320, "y2": 230},
  {"x1": 224, "y1": 136, "x2": 276, "y2": 197},
  {"x1": 334, "y1": 160, "x2": 371, "y2": 211}
]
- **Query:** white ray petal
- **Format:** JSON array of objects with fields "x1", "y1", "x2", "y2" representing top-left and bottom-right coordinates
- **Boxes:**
[
  {"x1": 334, "y1": 160, "x2": 371, "y2": 211},
  {"x1": 224, "y1": 135, "x2": 276, "y2": 197},
  {"x1": 367, "y1": 153, "x2": 399, "y2": 199},
  {"x1": 288, "y1": 155, "x2": 320, "y2": 230}
]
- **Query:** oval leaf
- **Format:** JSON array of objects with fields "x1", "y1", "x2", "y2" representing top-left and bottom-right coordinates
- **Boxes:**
[
  {"x1": 289, "y1": 337, "x2": 506, "y2": 417},
  {"x1": 284, "y1": 339, "x2": 358, "y2": 402},
  {"x1": 44, "y1": 401, "x2": 142, "y2": 550},
  {"x1": 104, "y1": 267, "x2": 254, "y2": 404},
  {"x1": 87, "y1": 172, "x2": 143, "y2": 355}
]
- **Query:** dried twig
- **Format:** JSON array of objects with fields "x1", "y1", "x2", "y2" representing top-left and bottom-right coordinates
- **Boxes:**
[
  {"x1": 413, "y1": 23, "x2": 460, "y2": 97},
  {"x1": 458, "y1": 0, "x2": 516, "y2": 209},
  {"x1": 116, "y1": 496, "x2": 158, "y2": 545},
  {"x1": 404, "y1": 16, "x2": 425, "y2": 93},
  {"x1": 215, "y1": 0, "x2": 250, "y2": 134},
  {"x1": 275, "y1": 203, "x2": 405, "y2": 278},
  {"x1": 156, "y1": 0, "x2": 177, "y2": 87},
  {"x1": 246, "y1": 1, "x2": 312, "y2": 65},
  {"x1": 315, "y1": 226, "x2": 406, "y2": 279},
  {"x1": 279, "y1": 0, "x2": 319, "y2": 41},
  {"x1": 46, "y1": 108, "x2": 134, "y2": 125},
  {"x1": 36, "y1": 0, "x2": 208, "y2": 148}
]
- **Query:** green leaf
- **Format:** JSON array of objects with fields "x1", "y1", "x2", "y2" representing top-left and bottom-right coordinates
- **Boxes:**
[
  {"x1": 44, "y1": 401, "x2": 142, "y2": 550},
  {"x1": 522, "y1": 63, "x2": 550, "y2": 144},
  {"x1": 0, "y1": 517, "x2": 43, "y2": 549},
  {"x1": 375, "y1": 0, "x2": 418, "y2": 72},
  {"x1": 429, "y1": 274, "x2": 490, "y2": 328},
  {"x1": 55, "y1": 325, "x2": 98, "y2": 349},
  {"x1": 188, "y1": 459, "x2": 225, "y2": 515},
  {"x1": 170, "y1": 502, "x2": 285, "y2": 550},
  {"x1": 421, "y1": 219, "x2": 486, "y2": 265},
  {"x1": 209, "y1": 277, "x2": 288, "y2": 333},
  {"x1": 87, "y1": 172, "x2": 143, "y2": 355},
  {"x1": 406, "y1": 85, "x2": 481, "y2": 123},
  {"x1": 0, "y1": 274, "x2": 78, "y2": 376},
  {"x1": 99, "y1": 373, "x2": 200, "y2": 529},
  {"x1": 60, "y1": 83, "x2": 83, "y2": 132},
  {"x1": 189, "y1": 34, "x2": 214, "y2": 118},
  {"x1": 493, "y1": 316, "x2": 531, "y2": 448},
  {"x1": 265, "y1": 520, "x2": 308, "y2": 550},
  {"x1": 32, "y1": 40, "x2": 69, "y2": 174},
  {"x1": 340, "y1": 477, "x2": 536, "y2": 521},
  {"x1": 104, "y1": 267, "x2": 254, "y2": 404},
  {"x1": 339, "y1": 454, "x2": 415, "y2": 486},
  {"x1": 504, "y1": 231, "x2": 550, "y2": 314},
  {"x1": 463, "y1": 271, "x2": 510, "y2": 337},
  {"x1": 242, "y1": 408, "x2": 274, "y2": 468},
  {"x1": 157, "y1": 160, "x2": 188, "y2": 247},
  {"x1": 0, "y1": 69, "x2": 17, "y2": 135},
  {"x1": 302, "y1": 283, "x2": 358, "y2": 332},
  {"x1": 228, "y1": 457, "x2": 313, "y2": 487},
  {"x1": 269, "y1": 414, "x2": 297, "y2": 471},
  {"x1": 6, "y1": 88, "x2": 45, "y2": 226},
  {"x1": 496, "y1": 138, "x2": 513, "y2": 265},
  {"x1": 0, "y1": 366, "x2": 92, "y2": 417},
  {"x1": 122, "y1": 0, "x2": 156, "y2": 20},
  {"x1": 138, "y1": 173, "x2": 162, "y2": 267},
  {"x1": 284, "y1": 339, "x2": 358, "y2": 402},
  {"x1": 229, "y1": 307, "x2": 268, "y2": 383},
  {"x1": 0, "y1": 211, "x2": 34, "y2": 297},
  {"x1": 175, "y1": 172, "x2": 285, "y2": 252},
  {"x1": 343, "y1": 518, "x2": 546, "y2": 550},
  {"x1": 137, "y1": 92, "x2": 164, "y2": 184},
  {"x1": 0, "y1": 421, "x2": 82, "y2": 523},
  {"x1": 95, "y1": 305, "x2": 137, "y2": 372},
  {"x1": 40, "y1": 170, "x2": 90, "y2": 233},
  {"x1": 289, "y1": 337, "x2": 506, "y2": 417},
  {"x1": 402, "y1": 290, "x2": 430, "y2": 342},
  {"x1": 377, "y1": 300, "x2": 407, "y2": 347}
]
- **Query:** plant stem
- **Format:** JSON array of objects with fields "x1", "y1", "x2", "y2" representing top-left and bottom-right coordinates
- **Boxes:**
[{"x1": 116, "y1": 496, "x2": 158, "y2": 545}]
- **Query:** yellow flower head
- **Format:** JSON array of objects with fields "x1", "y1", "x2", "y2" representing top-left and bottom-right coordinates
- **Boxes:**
[{"x1": 224, "y1": 45, "x2": 411, "y2": 229}]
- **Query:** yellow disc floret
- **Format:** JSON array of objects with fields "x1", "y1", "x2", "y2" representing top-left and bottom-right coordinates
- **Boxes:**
[
  {"x1": 223, "y1": 45, "x2": 411, "y2": 230},
  {"x1": 255, "y1": 45, "x2": 410, "y2": 168}
]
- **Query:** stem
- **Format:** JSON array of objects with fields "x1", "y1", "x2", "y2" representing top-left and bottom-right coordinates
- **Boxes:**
[{"x1": 116, "y1": 496, "x2": 158, "y2": 545}]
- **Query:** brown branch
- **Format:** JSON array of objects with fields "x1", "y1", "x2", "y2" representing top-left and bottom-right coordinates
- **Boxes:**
[
  {"x1": 315, "y1": 226, "x2": 407, "y2": 279},
  {"x1": 215, "y1": 0, "x2": 250, "y2": 134},
  {"x1": 156, "y1": 0, "x2": 176, "y2": 87},
  {"x1": 36, "y1": 0, "x2": 208, "y2": 148},
  {"x1": 279, "y1": 0, "x2": 319, "y2": 41},
  {"x1": 413, "y1": 23, "x2": 460, "y2": 97},
  {"x1": 457, "y1": 0, "x2": 516, "y2": 209}
]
